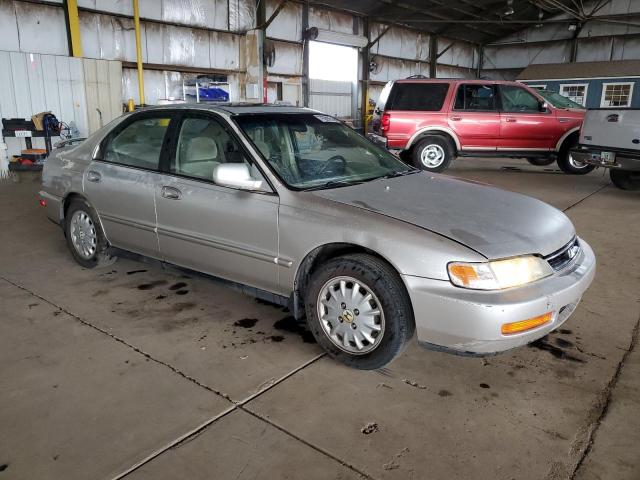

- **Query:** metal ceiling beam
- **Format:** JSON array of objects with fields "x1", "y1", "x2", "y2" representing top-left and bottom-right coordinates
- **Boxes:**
[{"x1": 375, "y1": 0, "x2": 498, "y2": 37}]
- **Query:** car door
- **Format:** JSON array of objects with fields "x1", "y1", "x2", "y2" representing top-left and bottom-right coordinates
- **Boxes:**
[
  {"x1": 84, "y1": 112, "x2": 175, "y2": 258},
  {"x1": 448, "y1": 83, "x2": 500, "y2": 151},
  {"x1": 155, "y1": 112, "x2": 279, "y2": 292},
  {"x1": 498, "y1": 84, "x2": 557, "y2": 151}
]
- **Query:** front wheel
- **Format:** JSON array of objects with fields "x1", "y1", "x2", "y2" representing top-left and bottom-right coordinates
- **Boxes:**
[
  {"x1": 557, "y1": 137, "x2": 595, "y2": 175},
  {"x1": 526, "y1": 157, "x2": 555, "y2": 166},
  {"x1": 610, "y1": 169, "x2": 640, "y2": 190},
  {"x1": 305, "y1": 254, "x2": 415, "y2": 369},
  {"x1": 411, "y1": 136, "x2": 454, "y2": 173}
]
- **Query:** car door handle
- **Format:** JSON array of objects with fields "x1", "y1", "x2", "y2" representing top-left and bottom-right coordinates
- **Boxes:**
[
  {"x1": 161, "y1": 186, "x2": 182, "y2": 200},
  {"x1": 86, "y1": 170, "x2": 101, "y2": 183},
  {"x1": 450, "y1": 116, "x2": 462, "y2": 121},
  {"x1": 505, "y1": 117, "x2": 517, "y2": 122}
]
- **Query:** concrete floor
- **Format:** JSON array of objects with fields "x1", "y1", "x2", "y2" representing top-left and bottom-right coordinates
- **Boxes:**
[{"x1": 0, "y1": 158, "x2": 638, "y2": 480}]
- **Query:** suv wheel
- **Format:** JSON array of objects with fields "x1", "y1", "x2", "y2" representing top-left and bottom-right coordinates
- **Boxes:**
[
  {"x1": 526, "y1": 157, "x2": 555, "y2": 166},
  {"x1": 64, "y1": 198, "x2": 116, "y2": 268},
  {"x1": 305, "y1": 254, "x2": 415, "y2": 369},
  {"x1": 610, "y1": 169, "x2": 640, "y2": 190},
  {"x1": 557, "y1": 137, "x2": 595, "y2": 175},
  {"x1": 412, "y1": 136, "x2": 454, "y2": 173}
]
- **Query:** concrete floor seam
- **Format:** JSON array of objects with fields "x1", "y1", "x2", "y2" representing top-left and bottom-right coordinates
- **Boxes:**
[
  {"x1": 0, "y1": 275, "x2": 234, "y2": 403},
  {"x1": 239, "y1": 406, "x2": 377, "y2": 480},
  {"x1": 2, "y1": 276, "x2": 335, "y2": 480},
  {"x1": 568, "y1": 314, "x2": 640, "y2": 480},
  {"x1": 113, "y1": 355, "x2": 326, "y2": 478},
  {"x1": 110, "y1": 404, "x2": 238, "y2": 480},
  {"x1": 562, "y1": 184, "x2": 610, "y2": 213}
]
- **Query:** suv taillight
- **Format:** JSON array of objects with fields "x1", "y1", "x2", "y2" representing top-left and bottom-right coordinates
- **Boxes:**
[{"x1": 381, "y1": 112, "x2": 390, "y2": 132}]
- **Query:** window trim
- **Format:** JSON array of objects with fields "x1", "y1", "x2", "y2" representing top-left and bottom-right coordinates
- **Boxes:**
[
  {"x1": 95, "y1": 110, "x2": 177, "y2": 173},
  {"x1": 162, "y1": 110, "x2": 276, "y2": 195},
  {"x1": 452, "y1": 83, "x2": 499, "y2": 113},
  {"x1": 527, "y1": 84, "x2": 547, "y2": 90},
  {"x1": 559, "y1": 83, "x2": 589, "y2": 107},
  {"x1": 600, "y1": 81, "x2": 634, "y2": 108}
]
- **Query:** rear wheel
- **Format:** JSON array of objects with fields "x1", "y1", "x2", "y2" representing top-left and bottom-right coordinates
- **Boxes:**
[
  {"x1": 411, "y1": 136, "x2": 454, "y2": 173},
  {"x1": 610, "y1": 169, "x2": 640, "y2": 190},
  {"x1": 64, "y1": 198, "x2": 116, "y2": 268},
  {"x1": 305, "y1": 254, "x2": 415, "y2": 369},
  {"x1": 557, "y1": 136, "x2": 595, "y2": 175},
  {"x1": 526, "y1": 157, "x2": 555, "y2": 166}
]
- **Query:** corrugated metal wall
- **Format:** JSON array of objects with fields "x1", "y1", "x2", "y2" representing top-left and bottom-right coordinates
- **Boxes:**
[
  {"x1": 482, "y1": 0, "x2": 640, "y2": 79},
  {"x1": 0, "y1": 0, "x2": 486, "y2": 116},
  {"x1": 0, "y1": 50, "x2": 121, "y2": 158}
]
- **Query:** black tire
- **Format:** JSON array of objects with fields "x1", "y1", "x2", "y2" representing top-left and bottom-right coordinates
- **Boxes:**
[
  {"x1": 610, "y1": 169, "x2": 640, "y2": 191},
  {"x1": 305, "y1": 254, "x2": 415, "y2": 369},
  {"x1": 411, "y1": 136, "x2": 454, "y2": 173},
  {"x1": 526, "y1": 157, "x2": 555, "y2": 166},
  {"x1": 557, "y1": 136, "x2": 595, "y2": 175},
  {"x1": 64, "y1": 198, "x2": 116, "y2": 269}
]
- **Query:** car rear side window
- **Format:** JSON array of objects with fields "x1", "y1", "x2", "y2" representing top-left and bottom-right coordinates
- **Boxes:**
[
  {"x1": 173, "y1": 117, "x2": 253, "y2": 182},
  {"x1": 387, "y1": 83, "x2": 449, "y2": 111},
  {"x1": 104, "y1": 117, "x2": 170, "y2": 169},
  {"x1": 454, "y1": 84, "x2": 497, "y2": 111}
]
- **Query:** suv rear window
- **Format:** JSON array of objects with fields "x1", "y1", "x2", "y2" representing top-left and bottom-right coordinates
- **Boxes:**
[{"x1": 387, "y1": 83, "x2": 449, "y2": 111}]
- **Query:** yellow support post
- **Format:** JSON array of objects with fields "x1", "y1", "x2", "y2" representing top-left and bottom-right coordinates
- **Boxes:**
[
  {"x1": 133, "y1": 0, "x2": 145, "y2": 105},
  {"x1": 65, "y1": 0, "x2": 83, "y2": 57}
]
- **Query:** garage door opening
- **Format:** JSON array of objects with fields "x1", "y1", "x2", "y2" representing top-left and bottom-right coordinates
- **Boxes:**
[{"x1": 309, "y1": 41, "x2": 357, "y2": 119}]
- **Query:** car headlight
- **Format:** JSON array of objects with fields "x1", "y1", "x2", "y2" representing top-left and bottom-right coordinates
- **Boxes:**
[{"x1": 448, "y1": 255, "x2": 553, "y2": 290}]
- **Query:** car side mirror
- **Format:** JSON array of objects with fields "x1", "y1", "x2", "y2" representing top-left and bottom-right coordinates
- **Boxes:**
[
  {"x1": 212, "y1": 163, "x2": 265, "y2": 191},
  {"x1": 539, "y1": 101, "x2": 549, "y2": 112}
]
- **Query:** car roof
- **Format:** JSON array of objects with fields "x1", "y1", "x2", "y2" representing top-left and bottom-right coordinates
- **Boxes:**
[
  {"x1": 394, "y1": 78, "x2": 523, "y2": 85},
  {"x1": 135, "y1": 103, "x2": 320, "y2": 115}
]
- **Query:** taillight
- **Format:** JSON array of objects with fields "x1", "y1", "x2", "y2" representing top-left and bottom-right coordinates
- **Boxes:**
[{"x1": 381, "y1": 112, "x2": 390, "y2": 132}]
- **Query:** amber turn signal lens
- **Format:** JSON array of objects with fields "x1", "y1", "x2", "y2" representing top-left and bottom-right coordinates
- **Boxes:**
[
  {"x1": 501, "y1": 312, "x2": 553, "y2": 335},
  {"x1": 448, "y1": 264, "x2": 478, "y2": 286}
]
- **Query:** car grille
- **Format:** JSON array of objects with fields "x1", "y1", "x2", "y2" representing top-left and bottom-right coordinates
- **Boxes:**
[{"x1": 545, "y1": 237, "x2": 581, "y2": 272}]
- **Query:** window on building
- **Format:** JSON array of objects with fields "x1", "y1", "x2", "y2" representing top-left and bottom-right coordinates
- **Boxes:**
[
  {"x1": 528, "y1": 84, "x2": 547, "y2": 90},
  {"x1": 559, "y1": 84, "x2": 588, "y2": 106},
  {"x1": 601, "y1": 83, "x2": 634, "y2": 108}
]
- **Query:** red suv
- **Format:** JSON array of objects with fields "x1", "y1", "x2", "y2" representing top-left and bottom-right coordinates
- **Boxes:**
[{"x1": 368, "y1": 78, "x2": 591, "y2": 175}]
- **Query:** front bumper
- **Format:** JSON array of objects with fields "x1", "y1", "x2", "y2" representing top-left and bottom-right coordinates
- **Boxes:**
[
  {"x1": 571, "y1": 145, "x2": 640, "y2": 171},
  {"x1": 403, "y1": 238, "x2": 596, "y2": 355}
]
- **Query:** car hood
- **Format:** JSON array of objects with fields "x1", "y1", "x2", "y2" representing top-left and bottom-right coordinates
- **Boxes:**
[{"x1": 311, "y1": 172, "x2": 575, "y2": 259}]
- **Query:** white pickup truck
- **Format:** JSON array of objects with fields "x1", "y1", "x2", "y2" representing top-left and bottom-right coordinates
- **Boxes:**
[{"x1": 571, "y1": 109, "x2": 640, "y2": 190}]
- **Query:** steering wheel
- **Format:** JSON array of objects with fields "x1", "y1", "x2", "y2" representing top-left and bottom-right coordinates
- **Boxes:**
[{"x1": 316, "y1": 155, "x2": 347, "y2": 177}]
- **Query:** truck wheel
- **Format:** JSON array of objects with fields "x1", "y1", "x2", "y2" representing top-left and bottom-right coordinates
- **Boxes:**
[
  {"x1": 610, "y1": 170, "x2": 640, "y2": 190},
  {"x1": 526, "y1": 157, "x2": 555, "y2": 166},
  {"x1": 557, "y1": 137, "x2": 595, "y2": 175},
  {"x1": 305, "y1": 254, "x2": 415, "y2": 369},
  {"x1": 64, "y1": 198, "x2": 116, "y2": 268},
  {"x1": 412, "y1": 136, "x2": 454, "y2": 173}
]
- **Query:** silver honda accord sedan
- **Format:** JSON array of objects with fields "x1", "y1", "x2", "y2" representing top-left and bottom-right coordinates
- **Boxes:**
[{"x1": 40, "y1": 104, "x2": 596, "y2": 369}]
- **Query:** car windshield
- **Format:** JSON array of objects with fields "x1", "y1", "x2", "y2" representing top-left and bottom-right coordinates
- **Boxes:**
[
  {"x1": 234, "y1": 113, "x2": 414, "y2": 190},
  {"x1": 536, "y1": 89, "x2": 586, "y2": 110}
]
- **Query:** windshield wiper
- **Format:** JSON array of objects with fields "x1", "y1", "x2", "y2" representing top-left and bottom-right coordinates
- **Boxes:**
[
  {"x1": 376, "y1": 169, "x2": 419, "y2": 180},
  {"x1": 303, "y1": 179, "x2": 364, "y2": 191}
]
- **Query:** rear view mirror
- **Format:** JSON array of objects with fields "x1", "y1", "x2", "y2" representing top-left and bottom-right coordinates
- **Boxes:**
[
  {"x1": 539, "y1": 101, "x2": 549, "y2": 112},
  {"x1": 212, "y1": 163, "x2": 264, "y2": 191}
]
